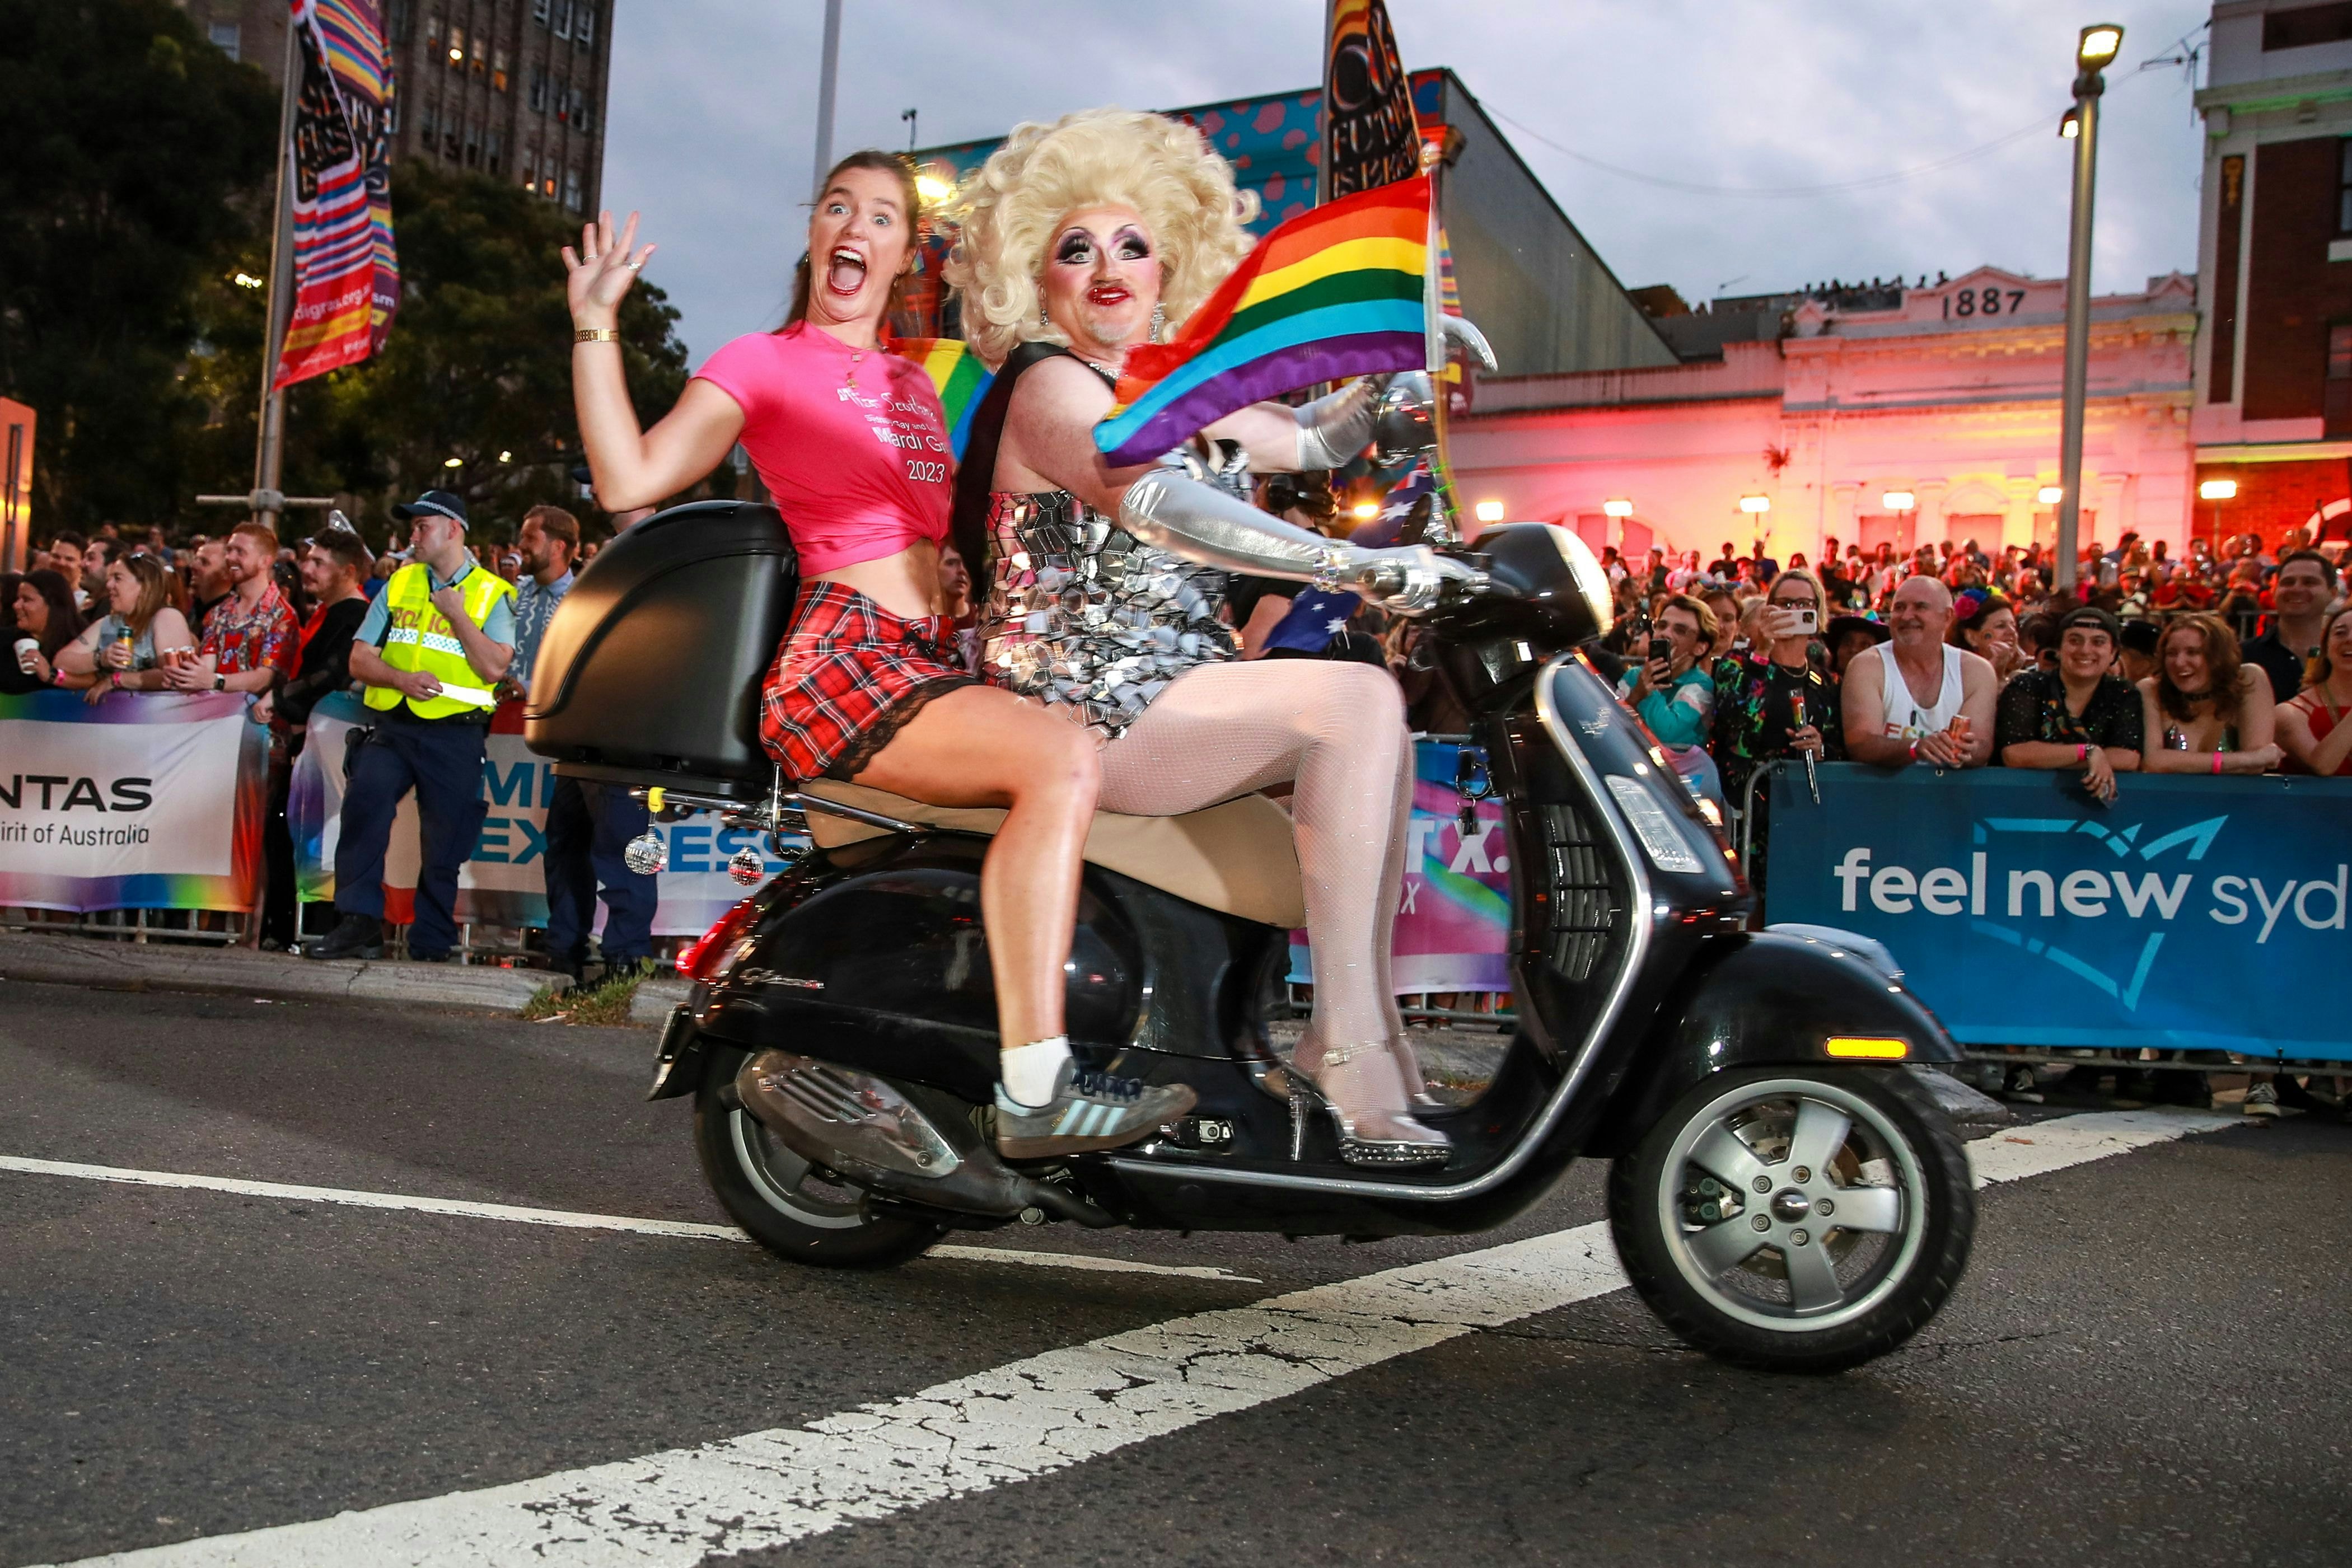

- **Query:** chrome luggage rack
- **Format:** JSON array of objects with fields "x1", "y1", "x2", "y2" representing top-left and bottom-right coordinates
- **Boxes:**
[{"x1": 619, "y1": 769, "x2": 925, "y2": 883}]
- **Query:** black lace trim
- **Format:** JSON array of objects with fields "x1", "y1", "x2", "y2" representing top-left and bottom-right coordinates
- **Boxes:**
[{"x1": 821, "y1": 674, "x2": 981, "y2": 781}]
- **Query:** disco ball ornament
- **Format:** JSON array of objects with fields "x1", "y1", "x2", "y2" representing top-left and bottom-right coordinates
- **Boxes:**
[
  {"x1": 727, "y1": 845, "x2": 765, "y2": 886},
  {"x1": 622, "y1": 830, "x2": 667, "y2": 876}
]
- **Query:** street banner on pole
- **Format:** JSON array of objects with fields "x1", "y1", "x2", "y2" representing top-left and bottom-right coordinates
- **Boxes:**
[
  {"x1": 1764, "y1": 762, "x2": 2352, "y2": 1063},
  {"x1": 0, "y1": 692, "x2": 266, "y2": 912},
  {"x1": 1323, "y1": 0, "x2": 1421, "y2": 200},
  {"x1": 273, "y1": 0, "x2": 399, "y2": 390}
]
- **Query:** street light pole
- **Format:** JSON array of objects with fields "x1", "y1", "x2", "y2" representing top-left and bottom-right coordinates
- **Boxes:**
[
  {"x1": 251, "y1": 17, "x2": 303, "y2": 539},
  {"x1": 2056, "y1": 23, "x2": 2123, "y2": 597},
  {"x1": 811, "y1": 0, "x2": 843, "y2": 195}
]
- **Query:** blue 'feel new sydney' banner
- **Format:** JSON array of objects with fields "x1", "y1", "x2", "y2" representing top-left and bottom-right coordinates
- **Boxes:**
[{"x1": 1763, "y1": 763, "x2": 2352, "y2": 1061}]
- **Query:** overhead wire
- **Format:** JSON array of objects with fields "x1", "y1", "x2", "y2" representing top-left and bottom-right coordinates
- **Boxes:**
[{"x1": 1485, "y1": 58, "x2": 2164, "y2": 201}]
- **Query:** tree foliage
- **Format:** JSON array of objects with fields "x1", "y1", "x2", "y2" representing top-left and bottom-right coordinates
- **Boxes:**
[
  {"x1": 0, "y1": 0, "x2": 278, "y2": 532},
  {"x1": 277, "y1": 160, "x2": 690, "y2": 542},
  {"x1": 0, "y1": 3, "x2": 690, "y2": 546}
]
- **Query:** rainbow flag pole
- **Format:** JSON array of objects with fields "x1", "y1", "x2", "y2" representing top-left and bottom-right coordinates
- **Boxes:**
[{"x1": 1093, "y1": 176, "x2": 1434, "y2": 468}]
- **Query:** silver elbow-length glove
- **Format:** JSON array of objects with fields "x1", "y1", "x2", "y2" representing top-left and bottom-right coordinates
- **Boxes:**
[
  {"x1": 1118, "y1": 465, "x2": 1475, "y2": 615},
  {"x1": 1292, "y1": 377, "x2": 1383, "y2": 470}
]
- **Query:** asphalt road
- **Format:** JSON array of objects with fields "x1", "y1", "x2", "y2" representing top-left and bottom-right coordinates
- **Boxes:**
[{"x1": 2, "y1": 979, "x2": 2345, "y2": 1567}]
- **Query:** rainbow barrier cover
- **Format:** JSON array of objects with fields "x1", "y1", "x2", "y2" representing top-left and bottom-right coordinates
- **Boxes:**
[{"x1": 0, "y1": 690, "x2": 266, "y2": 913}]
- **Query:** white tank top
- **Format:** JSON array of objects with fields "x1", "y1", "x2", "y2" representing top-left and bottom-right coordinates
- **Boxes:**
[{"x1": 1868, "y1": 641, "x2": 1965, "y2": 739}]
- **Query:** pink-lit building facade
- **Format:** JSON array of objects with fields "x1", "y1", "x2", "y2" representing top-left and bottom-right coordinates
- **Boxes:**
[{"x1": 1451, "y1": 268, "x2": 2200, "y2": 565}]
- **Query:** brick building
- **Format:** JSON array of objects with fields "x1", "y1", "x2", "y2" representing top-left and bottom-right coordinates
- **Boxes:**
[
  {"x1": 175, "y1": 0, "x2": 612, "y2": 213},
  {"x1": 2195, "y1": 0, "x2": 2352, "y2": 545}
]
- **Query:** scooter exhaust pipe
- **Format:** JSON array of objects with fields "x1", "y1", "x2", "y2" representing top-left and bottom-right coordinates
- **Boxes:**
[{"x1": 735, "y1": 1052, "x2": 1115, "y2": 1227}]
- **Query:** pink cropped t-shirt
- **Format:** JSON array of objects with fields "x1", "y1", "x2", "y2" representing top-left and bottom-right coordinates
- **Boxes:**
[{"x1": 692, "y1": 323, "x2": 953, "y2": 574}]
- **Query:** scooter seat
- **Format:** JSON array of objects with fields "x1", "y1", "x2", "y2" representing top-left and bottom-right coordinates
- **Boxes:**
[{"x1": 797, "y1": 780, "x2": 1308, "y2": 929}]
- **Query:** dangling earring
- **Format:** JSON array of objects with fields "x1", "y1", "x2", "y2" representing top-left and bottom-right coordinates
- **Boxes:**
[
  {"x1": 1150, "y1": 303, "x2": 1166, "y2": 342},
  {"x1": 1039, "y1": 298, "x2": 1050, "y2": 330}
]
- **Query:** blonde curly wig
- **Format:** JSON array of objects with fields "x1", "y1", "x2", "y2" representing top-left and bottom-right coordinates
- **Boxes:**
[{"x1": 944, "y1": 108, "x2": 1260, "y2": 366}]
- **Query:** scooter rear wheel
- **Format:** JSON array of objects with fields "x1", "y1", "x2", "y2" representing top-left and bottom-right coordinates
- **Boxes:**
[
  {"x1": 693, "y1": 1047, "x2": 947, "y2": 1269},
  {"x1": 1607, "y1": 1065, "x2": 1973, "y2": 1373}
]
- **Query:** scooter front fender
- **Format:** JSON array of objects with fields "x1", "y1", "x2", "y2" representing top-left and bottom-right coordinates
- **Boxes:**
[{"x1": 1578, "y1": 929, "x2": 1959, "y2": 1158}]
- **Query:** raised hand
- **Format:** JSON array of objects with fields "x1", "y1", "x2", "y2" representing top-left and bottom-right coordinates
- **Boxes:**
[{"x1": 562, "y1": 209, "x2": 656, "y2": 329}]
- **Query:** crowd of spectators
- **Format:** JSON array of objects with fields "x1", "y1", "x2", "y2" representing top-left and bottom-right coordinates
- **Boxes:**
[
  {"x1": 1586, "y1": 527, "x2": 2352, "y2": 839},
  {"x1": 1589, "y1": 525, "x2": 2352, "y2": 1119},
  {"x1": 1, "y1": 503, "x2": 621, "y2": 960}
]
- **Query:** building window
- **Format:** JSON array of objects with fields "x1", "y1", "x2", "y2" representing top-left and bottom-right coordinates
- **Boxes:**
[
  {"x1": 2327, "y1": 324, "x2": 2352, "y2": 436},
  {"x1": 492, "y1": 46, "x2": 509, "y2": 92},
  {"x1": 520, "y1": 149, "x2": 536, "y2": 188},
  {"x1": 386, "y1": 0, "x2": 414, "y2": 44},
  {"x1": 447, "y1": 23, "x2": 465, "y2": 66},
  {"x1": 533, "y1": 0, "x2": 551, "y2": 25},
  {"x1": 2339, "y1": 140, "x2": 2352, "y2": 235},
  {"x1": 470, "y1": 34, "x2": 485, "y2": 74},
  {"x1": 564, "y1": 167, "x2": 583, "y2": 212},
  {"x1": 418, "y1": 101, "x2": 437, "y2": 139},
  {"x1": 208, "y1": 22, "x2": 242, "y2": 60},
  {"x1": 543, "y1": 174, "x2": 557, "y2": 198},
  {"x1": 2267, "y1": 2, "x2": 2352, "y2": 51},
  {"x1": 573, "y1": 92, "x2": 593, "y2": 134},
  {"x1": 487, "y1": 130, "x2": 503, "y2": 174},
  {"x1": 386, "y1": 93, "x2": 401, "y2": 134},
  {"x1": 575, "y1": 3, "x2": 595, "y2": 48},
  {"x1": 529, "y1": 66, "x2": 548, "y2": 111},
  {"x1": 553, "y1": 0, "x2": 574, "y2": 41}
]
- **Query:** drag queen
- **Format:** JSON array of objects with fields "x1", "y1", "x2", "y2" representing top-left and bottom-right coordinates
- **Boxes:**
[
  {"x1": 565, "y1": 151, "x2": 1193, "y2": 1157},
  {"x1": 946, "y1": 110, "x2": 1465, "y2": 1165}
]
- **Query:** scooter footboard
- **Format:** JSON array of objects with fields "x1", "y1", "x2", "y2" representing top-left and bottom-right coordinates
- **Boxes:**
[{"x1": 1579, "y1": 930, "x2": 1958, "y2": 1158}]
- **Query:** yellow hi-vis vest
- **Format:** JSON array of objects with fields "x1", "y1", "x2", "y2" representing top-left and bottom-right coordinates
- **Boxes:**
[{"x1": 364, "y1": 561, "x2": 517, "y2": 720}]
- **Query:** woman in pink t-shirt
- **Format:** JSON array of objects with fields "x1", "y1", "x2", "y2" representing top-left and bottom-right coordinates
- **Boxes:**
[{"x1": 565, "y1": 151, "x2": 1191, "y2": 1154}]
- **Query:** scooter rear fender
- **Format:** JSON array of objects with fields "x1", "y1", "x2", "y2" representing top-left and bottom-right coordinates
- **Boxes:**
[{"x1": 1576, "y1": 929, "x2": 1959, "y2": 1159}]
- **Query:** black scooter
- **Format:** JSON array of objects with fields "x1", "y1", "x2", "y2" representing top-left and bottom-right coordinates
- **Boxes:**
[{"x1": 527, "y1": 504, "x2": 1975, "y2": 1372}]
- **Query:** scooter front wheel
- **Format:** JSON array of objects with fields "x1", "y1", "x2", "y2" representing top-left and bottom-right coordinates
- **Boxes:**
[
  {"x1": 693, "y1": 1047, "x2": 946, "y2": 1269},
  {"x1": 1607, "y1": 1066, "x2": 1974, "y2": 1373}
]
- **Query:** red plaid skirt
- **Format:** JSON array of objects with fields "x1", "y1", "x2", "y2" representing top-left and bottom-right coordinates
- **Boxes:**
[{"x1": 761, "y1": 582, "x2": 977, "y2": 781}]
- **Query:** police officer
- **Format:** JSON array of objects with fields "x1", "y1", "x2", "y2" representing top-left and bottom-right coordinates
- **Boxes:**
[{"x1": 307, "y1": 490, "x2": 516, "y2": 962}]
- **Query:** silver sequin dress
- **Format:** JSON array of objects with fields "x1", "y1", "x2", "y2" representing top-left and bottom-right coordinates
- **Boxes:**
[{"x1": 976, "y1": 488, "x2": 1238, "y2": 738}]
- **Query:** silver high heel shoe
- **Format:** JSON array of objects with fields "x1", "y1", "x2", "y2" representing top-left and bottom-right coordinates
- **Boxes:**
[{"x1": 1301, "y1": 1044, "x2": 1451, "y2": 1168}]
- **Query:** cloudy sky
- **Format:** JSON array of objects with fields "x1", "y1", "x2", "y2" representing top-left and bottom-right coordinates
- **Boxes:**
[{"x1": 602, "y1": 0, "x2": 2211, "y2": 363}]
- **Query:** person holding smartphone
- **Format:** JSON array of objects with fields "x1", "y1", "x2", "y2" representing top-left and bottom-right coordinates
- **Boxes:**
[
  {"x1": 1616, "y1": 592, "x2": 1722, "y2": 807},
  {"x1": 1710, "y1": 567, "x2": 1841, "y2": 887}
]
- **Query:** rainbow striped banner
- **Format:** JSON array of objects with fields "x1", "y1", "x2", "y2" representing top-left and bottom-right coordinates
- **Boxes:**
[
  {"x1": 1093, "y1": 176, "x2": 1433, "y2": 467},
  {"x1": 0, "y1": 691, "x2": 266, "y2": 914},
  {"x1": 890, "y1": 337, "x2": 993, "y2": 460},
  {"x1": 274, "y1": 0, "x2": 398, "y2": 390}
]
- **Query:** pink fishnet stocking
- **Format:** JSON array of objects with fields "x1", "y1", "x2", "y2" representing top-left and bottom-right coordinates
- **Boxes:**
[{"x1": 1096, "y1": 661, "x2": 1419, "y2": 1104}]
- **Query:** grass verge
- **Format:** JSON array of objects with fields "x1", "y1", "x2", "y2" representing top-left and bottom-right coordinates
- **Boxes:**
[{"x1": 520, "y1": 970, "x2": 646, "y2": 1027}]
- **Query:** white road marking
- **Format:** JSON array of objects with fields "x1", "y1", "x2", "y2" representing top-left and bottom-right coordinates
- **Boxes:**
[
  {"x1": 0, "y1": 1157, "x2": 1257, "y2": 1283},
  {"x1": 30, "y1": 1110, "x2": 2238, "y2": 1568}
]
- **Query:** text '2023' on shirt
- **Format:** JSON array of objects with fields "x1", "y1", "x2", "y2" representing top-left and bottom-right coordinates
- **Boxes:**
[{"x1": 692, "y1": 324, "x2": 953, "y2": 575}]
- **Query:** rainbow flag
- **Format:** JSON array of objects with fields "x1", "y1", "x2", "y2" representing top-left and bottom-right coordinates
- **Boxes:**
[
  {"x1": 890, "y1": 336, "x2": 993, "y2": 460},
  {"x1": 1093, "y1": 176, "x2": 1432, "y2": 467}
]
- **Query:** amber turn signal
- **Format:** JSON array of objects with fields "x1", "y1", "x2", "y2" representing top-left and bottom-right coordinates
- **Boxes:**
[{"x1": 1825, "y1": 1036, "x2": 1909, "y2": 1060}]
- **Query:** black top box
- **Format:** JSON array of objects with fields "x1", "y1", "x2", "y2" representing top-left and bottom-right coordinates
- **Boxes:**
[{"x1": 524, "y1": 500, "x2": 798, "y2": 801}]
